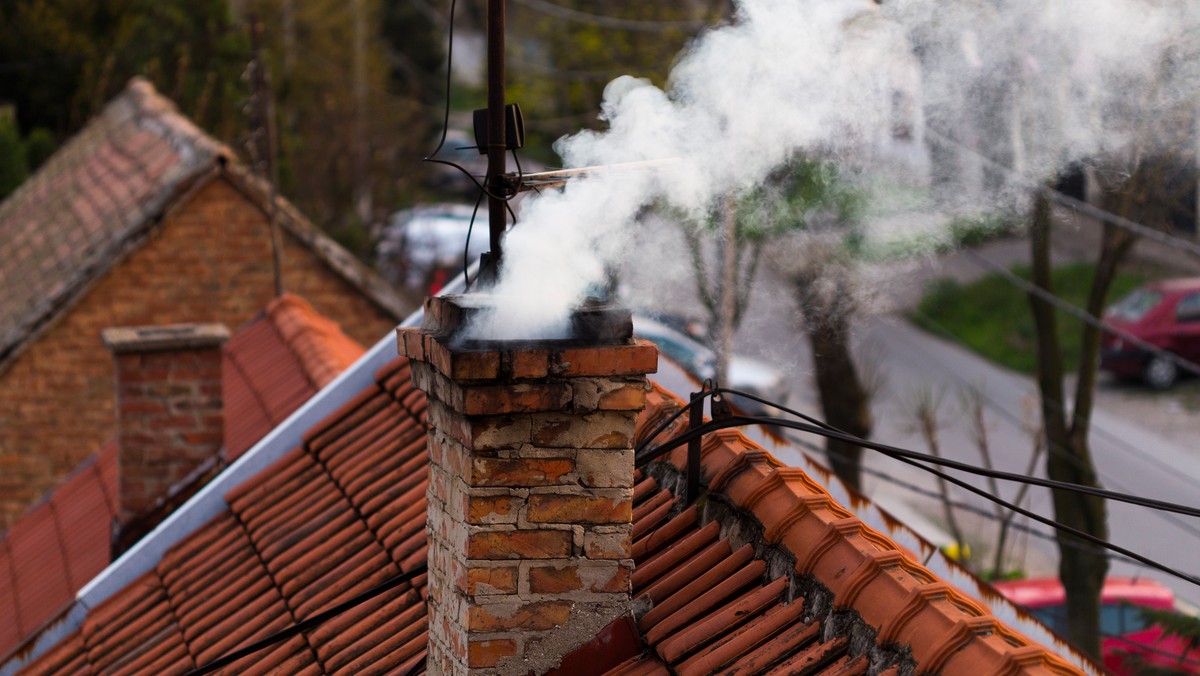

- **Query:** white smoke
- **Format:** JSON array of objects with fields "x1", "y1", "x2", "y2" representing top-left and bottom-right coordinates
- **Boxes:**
[{"x1": 467, "y1": 0, "x2": 1200, "y2": 340}]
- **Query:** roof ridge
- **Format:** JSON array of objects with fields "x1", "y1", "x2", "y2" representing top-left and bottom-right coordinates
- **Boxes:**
[
  {"x1": 0, "y1": 78, "x2": 228, "y2": 366},
  {"x1": 121, "y1": 77, "x2": 232, "y2": 163},
  {"x1": 267, "y1": 294, "x2": 366, "y2": 390}
]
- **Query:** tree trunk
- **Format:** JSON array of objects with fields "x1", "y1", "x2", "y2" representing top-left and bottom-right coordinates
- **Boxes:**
[
  {"x1": 717, "y1": 195, "x2": 737, "y2": 386},
  {"x1": 1028, "y1": 189, "x2": 1118, "y2": 659},
  {"x1": 797, "y1": 271, "x2": 872, "y2": 492}
]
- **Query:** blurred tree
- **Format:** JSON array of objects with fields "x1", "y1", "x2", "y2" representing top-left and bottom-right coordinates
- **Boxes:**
[
  {"x1": 1027, "y1": 154, "x2": 1187, "y2": 658},
  {"x1": 0, "y1": 0, "x2": 444, "y2": 261},
  {"x1": 506, "y1": 0, "x2": 730, "y2": 161},
  {"x1": 251, "y1": 0, "x2": 441, "y2": 255},
  {"x1": 0, "y1": 107, "x2": 29, "y2": 199},
  {"x1": 682, "y1": 157, "x2": 873, "y2": 491},
  {"x1": 0, "y1": 0, "x2": 248, "y2": 139}
]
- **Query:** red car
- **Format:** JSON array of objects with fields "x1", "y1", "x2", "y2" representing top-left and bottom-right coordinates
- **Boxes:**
[
  {"x1": 1101, "y1": 278, "x2": 1200, "y2": 389},
  {"x1": 993, "y1": 577, "x2": 1200, "y2": 674}
]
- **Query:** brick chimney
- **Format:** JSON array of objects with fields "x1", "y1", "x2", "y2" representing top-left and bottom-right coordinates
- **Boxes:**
[
  {"x1": 399, "y1": 295, "x2": 657, "y2": 675},
  {"x1": 102, "y1": 323, "x2": 229, "y2": 531}
]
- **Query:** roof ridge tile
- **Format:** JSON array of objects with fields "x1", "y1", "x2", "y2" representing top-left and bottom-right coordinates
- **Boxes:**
[{"x1": 267, "y1": 294, "x2": 365, "y2": 390}]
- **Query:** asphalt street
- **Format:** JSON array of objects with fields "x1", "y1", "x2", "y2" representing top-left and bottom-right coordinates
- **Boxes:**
[{"x1": 735, "y1": 269, "x2": 1200, "y2": 609}]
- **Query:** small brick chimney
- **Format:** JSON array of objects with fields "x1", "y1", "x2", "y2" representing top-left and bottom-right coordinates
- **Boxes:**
[
  {"x1": 102, "y1": 323, "x2": 229, "y2": 532},
  {"x1": 399, "y1": 295, "x2": 657, "y2": 675}
]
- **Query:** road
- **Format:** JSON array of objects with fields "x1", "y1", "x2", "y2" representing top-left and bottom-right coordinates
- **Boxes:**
[
  {"x1": 619, "y1": 219, "x2": 1200, "y2": 606},
  {"x1": 732, "y1": 266, "x2": 1200, "y2": 609}
]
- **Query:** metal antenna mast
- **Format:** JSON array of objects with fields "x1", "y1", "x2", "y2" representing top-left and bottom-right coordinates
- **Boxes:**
[{"x1": 483, "y1": 0, "x2": 507, "y2": 283}]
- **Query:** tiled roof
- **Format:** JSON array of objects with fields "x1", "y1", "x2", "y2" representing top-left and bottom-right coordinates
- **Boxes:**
[
  {"x1": 14, "y1": 352, "x2": 1089, "y2": 675},
  {"x1": 0, "y1": 79, "x2": 406, "y2": 368},
  {"x1": 0, "y1": 78, "x2": 228, "y2": 363},
  {"x1": 224, "y1": 295, "x2": 365, "y2": 460},
  {"x1": 0, "y1": 443, "x2": 117, "y2": 662},
  {"x1": 0, "y1": 297, "x2": 362, "y2": 663},
  {"x1": 605, "y1": 386, "x2": 1082, "y2": 674}
]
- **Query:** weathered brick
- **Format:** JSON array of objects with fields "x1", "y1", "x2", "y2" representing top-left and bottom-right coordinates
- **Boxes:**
[
  {"x1": 531, "y1": 411, "x2": 637, "y2": 449},
  {"x1": 396, "y1": 327, "x2": 425, "y2": 360},
  {"x1": 471, "y1": 457, "x2": 574, "y2": 487},
  {"x1": 468, "y1": 639, "x2": 519, "y2": 668},
  {"x1": 466, "y1": 494, "x2": 523, "y2": 524},
  {"x1": 464, "y1": 565, "x2": 519, "y2": 595},
  {"x1": 583, "y1": 530, "x2": 632, "y2": 559},
  {"x1": 508, "y1": 348, "x2": 549, "y2": 378},
  {"x1": 569, "y1": 378, "x2": 650, "y2": 412},
  {"x1": 467, "y1": 529, "x2": 572, "y2": 559},
  {"x1": 528, "y1": 561, "x2": 632, "y2": 594},
  {"x1": 426, "y1": 339, "x2": 501, "y2": 380},
  {"x1": 461, "y1": 382, "x2": 572, "y2": 415},
  {"x1": 468, "y1": 601, "x2": 573, "y2": 632},
  {"x1": 555, "y1": 341, "x2": 658, "y2": 377},
  {"x1": 467, "y1": 415, "x2": 534, "y2": 451},
  {"x1": 526, "y1": 494, "x2": 632, "y2": 525},
  {"x1": 574, "y1": 448, "x2": 635, "y2": 488}
]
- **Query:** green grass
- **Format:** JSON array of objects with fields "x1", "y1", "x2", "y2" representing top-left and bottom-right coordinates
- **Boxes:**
[{"x1": 911, "y1": 263, "x2": 1147, "y2": 374}]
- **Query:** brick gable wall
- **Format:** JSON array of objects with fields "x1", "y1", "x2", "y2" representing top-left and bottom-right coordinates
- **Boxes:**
[{"x1": 0, "y1": 176, "x2": 400, "y2": 528}]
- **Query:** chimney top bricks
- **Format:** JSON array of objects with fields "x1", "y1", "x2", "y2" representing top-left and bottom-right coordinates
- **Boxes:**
[{"x1": 400, "y1": 295, "x2": 657, "y2": 675}]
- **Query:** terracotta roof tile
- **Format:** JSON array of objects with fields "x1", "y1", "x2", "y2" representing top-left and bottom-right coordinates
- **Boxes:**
[
  {"x1": 223, "y1": 295, "x2": 366, "y2": 461},
  {"x1": 0, "y1": 299, "x2": 360, "y2": 661},
  {"x1": 0, "y1": 444, "x2": 118, "y2": 661},
  {"x1": 16, "y1": 355, "x2": 1086, "y2": 675},
  {"x1": 267, "y1": 295, "x2": 365, "y2": 389}
]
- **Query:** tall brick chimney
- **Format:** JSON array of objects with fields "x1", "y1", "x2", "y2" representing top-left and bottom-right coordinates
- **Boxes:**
[
  {"x1": 399, "y1": 295, "x2": 657, "y2": 675},
  {"x1": 102, "y1": 323, "x2": 229, "y2": 533}
]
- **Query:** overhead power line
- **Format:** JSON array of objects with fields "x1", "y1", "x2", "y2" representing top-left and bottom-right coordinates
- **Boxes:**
[
  {"x1": 1045, "y1": 190, "x2": 1200, "y2": 261},
  {"x1": 637, "y1": 389, "x2": 1200, "y2": 518},
  {"x1": 787, "y1": 430, "x2": 1177, "y2": 574},
  {"x1": 906, "y1": 306, "x2": 1200, "y2": 548},
  {"x1": 925, "y1": 127, "x2": 1200, "y2": 263},
  {"x1": 960, "y1": 249, "x2": 1200, "y2": 379},
  {"x1": 636, "y1": 387, "x2": 1200, "y2": 589},
  {"x1": 908, "y1": 306, "x2": 1200, "y2": 495}
]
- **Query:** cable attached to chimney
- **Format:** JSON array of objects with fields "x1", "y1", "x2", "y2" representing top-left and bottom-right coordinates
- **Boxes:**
[{"x1": 635, "y1": 387, "x2": 1200, "y2": 590}]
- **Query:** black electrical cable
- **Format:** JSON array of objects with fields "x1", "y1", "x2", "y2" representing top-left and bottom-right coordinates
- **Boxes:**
[
  {"x1": 182, "y1": 563, "x2": 428, "y2": 676},
  {"x1": 739, "y1": 387, "x2": 1200, "y2": 519},
  {"x1": 641, "y1": 413, "x2": 1200, "y2": 589},
  {"x1": 420, "y1": 0, "x2": 514, "y2": 207},
  {"x1": 641, "y1": 387, "x2": 1200, "y2": 519},
  {"x1": 801, "y1": 431, "x2": 1153, "y2": 567},
  {"x1": 463, "y1": 187, "x2": 486, "y2": 290}
]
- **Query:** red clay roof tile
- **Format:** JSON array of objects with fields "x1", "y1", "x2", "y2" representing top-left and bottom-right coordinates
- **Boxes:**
[
  {"x1": 267, "y1": 295, "x2": 365, "y2": 390},
  {"x1": 16, "y1": 356, "x2": 1088, "y2": 676},
  {"x1": 0, "y1": 445, "x2": 118, "y2": 661},
  {"x1": 0, "y1": 299, "x2": 363, "y2": 661}
]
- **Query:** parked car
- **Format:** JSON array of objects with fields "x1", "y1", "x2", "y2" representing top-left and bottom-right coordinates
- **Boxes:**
[
  {"x1": 632, "y1": 315, "x2": 789, "y2": 416},
  {"x1": 377, "y1": 203, "x2": 490, "y2": 295},
  {"x1": 1100, "y1": 278, "x2": 1200, "y2": 389},
  {"x1": 993, "y1": 577, "x2": 1200, "y2": 674}
]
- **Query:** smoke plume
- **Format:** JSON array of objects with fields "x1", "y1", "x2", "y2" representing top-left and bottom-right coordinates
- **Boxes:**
[{"x1": 467, "y1": 0, "x2": 1200, "y2": 340}]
